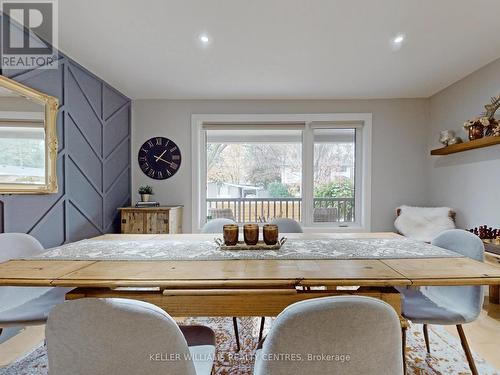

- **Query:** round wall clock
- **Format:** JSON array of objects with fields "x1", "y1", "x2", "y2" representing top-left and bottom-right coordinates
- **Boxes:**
[{"x1": 138, "y1": 137, "x2": 181, "y2": 180}]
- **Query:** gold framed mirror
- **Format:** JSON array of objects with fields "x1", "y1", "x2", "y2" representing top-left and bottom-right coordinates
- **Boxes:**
[{"x1": 0, "y1": 75, "x2": 58, "y2": 194}]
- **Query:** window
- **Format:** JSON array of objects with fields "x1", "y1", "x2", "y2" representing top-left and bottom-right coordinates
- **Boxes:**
[
  {"x1": 192, "y1": 114, "x2": 371, "y2": 231},
  {"x1": 0, "y1": 125, "x2": 45, "y2": 185},
  {"x1": 206, "y1": 128, "x2": 302, "y2": 223},
  {"x1": 313, "y1": 128, "x2": 356, "y2": 223}
]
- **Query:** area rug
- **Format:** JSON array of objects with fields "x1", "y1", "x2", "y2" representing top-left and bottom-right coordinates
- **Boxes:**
[{"x1": 1, "y1": 318, "x2": 498, "y2": 375}]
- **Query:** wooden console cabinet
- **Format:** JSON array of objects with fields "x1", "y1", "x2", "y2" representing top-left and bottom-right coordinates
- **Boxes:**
[{"x1": 119, "y1": 206, "x2": 183, "y2": 234}]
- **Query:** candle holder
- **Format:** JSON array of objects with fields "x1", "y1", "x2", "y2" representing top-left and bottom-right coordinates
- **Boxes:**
[
  {"x1": 468, "y1": 124, "x2": 484, "y2": 141},
  {"x1": 263, "y1": 224, "x2": 279, "y2": 245},
  {"x1": 243, "y1": 224, "x2": 259, "y2": 246},
  {"x1": 223, "y1": 224, "x2": 239, "y2": 246}
]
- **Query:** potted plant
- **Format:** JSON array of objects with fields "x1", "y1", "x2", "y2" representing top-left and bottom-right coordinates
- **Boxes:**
[{"x1": 138, "y1": 185, "x2": 153, "y2": 202}]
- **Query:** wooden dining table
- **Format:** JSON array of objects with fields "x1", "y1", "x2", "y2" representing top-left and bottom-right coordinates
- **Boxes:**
[{"x1": 1, "y1": 232, "x2": 500, "y2": 318}]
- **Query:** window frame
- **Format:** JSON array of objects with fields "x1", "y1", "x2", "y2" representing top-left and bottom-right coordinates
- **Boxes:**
[{"x1": 192, "y1": 113, "x2": 372, "y2": 232}]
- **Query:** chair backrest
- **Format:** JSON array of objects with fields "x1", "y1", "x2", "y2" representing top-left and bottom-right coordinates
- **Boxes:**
[
  {"x1": 201, "y1": 218, "x2": 237, "y2": 233},
  {"x1": 313, "y1": 207, "x2": 338, "y2": 222},
  {"x1": 46, "y1": 298, "x2": 197, "y2": 375},
  {"x1": 0, "y1": 233, "x2": 44, "y2": 263},
  {"x1": 423, "y1": 229, "x2": 485, "y2": 322},
  {"x1": 432, "y1": 229, "x2": 484, "y2": 261},
  {"x1": 254, "y1": 296, "x2": 403, "y2": 375},
  {"x1": 268, "y1": 218, "x2": 303, "y2": 233},
  {"x1": 208, "y1": 207, "x2": 235, "y2": 221},
  {"x1": 394, "y1": 205, "x2": 456, "y2": 242},
  {"x1": 0, "y1": 234, "x2": 52, "y2": 317}
]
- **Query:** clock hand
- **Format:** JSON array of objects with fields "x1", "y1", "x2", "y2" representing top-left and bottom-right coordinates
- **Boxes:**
[
  {"x1": 154, "y1": 150, "x2": 167, "y2": 162},
  {"x1": 156, "y1": 156, "x2": 174, "y2": 166}
]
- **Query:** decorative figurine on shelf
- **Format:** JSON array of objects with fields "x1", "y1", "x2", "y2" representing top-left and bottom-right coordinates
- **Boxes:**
[
  {"x1": 463, "y1": 94, "x2": 500, "y2": 140},
  {"x1": 439, "y1": 130, "x2": 453, "y2": 146},
  {"x1": 439, "y1": 130, "x2": 463, "y2": 146},
  {"x1": 138, "y1": 185, "x2": 154, "y2": 202}
]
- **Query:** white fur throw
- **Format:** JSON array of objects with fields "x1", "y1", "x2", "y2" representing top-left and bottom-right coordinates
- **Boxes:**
[{"x1": 394, "y1": 205, "x2": 456, "y2": 242}]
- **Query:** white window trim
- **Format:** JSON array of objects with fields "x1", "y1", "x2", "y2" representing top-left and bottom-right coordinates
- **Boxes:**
[{"x1": 191, "y1": 113, "x2": 372, "y2": 233}]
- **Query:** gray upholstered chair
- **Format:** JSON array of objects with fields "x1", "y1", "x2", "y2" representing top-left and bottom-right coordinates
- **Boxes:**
[
  {"x1": 201, "y1": 218, "x2": 242, "y2": 350},
  {"x1": 0, "y1": 233, "x2": 72, "y2": 338},
  {"x1": 258, "y1": 217, "x2": 303, "y2": 343},
  {"x1": 207, "y1": 207, "x2": 235, "y2": 221},
  {"x1": 269, "y1": 218, "x2": 303, "y2": 233},
  {"x1": 398, "y1": 229, "x2": 484, "y2": 375},
  {"x1": 201, "y1": 218, "x2": 237, "y2": 233},
  {"x1": 254, "y1": 296, "x2": 404, "y2": 375},
  {"x1": 46, "y1": 298, "x2": 215, "y2": 375}
]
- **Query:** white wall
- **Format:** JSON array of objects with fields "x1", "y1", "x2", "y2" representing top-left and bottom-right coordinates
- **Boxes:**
[
  {"x1": 132, "y1": 99, "x2": 429, "y2": 232},
  {"x1": 427, "y1": 58, "x2": 500, "y2": 229}
]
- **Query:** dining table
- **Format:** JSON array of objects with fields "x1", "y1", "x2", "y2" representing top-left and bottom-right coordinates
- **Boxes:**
[{"x1": 1, "y1": 232, "x2": 500, "y2": 319}]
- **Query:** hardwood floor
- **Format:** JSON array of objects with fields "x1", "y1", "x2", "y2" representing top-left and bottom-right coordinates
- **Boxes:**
[
  {"x1": 1, "y1": 300, "x2": 499, "y2": 370},
  {"x1": 444, "y1": 299, "x2": 500, "y2": 370},
  {"x1": 0, "y1": 325, "x2": 45, "y2": 367}
]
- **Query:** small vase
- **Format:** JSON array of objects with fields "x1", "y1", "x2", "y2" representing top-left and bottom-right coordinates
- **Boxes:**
[
  {"x1": 140, "y1": 194, "x2": 150, "y2": 202},
  {"x1": 468, "y1": 124, "x2": 484, "y2": 141}
]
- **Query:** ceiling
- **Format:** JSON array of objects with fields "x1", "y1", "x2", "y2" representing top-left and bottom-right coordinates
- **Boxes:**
[{"x1": 58, "y1": 0, "x2": 500, "y2": 100}]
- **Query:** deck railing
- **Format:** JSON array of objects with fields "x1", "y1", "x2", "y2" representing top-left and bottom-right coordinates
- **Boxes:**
[{"x1": 206, "y1": 197, "x2": 354, "y2": 223}]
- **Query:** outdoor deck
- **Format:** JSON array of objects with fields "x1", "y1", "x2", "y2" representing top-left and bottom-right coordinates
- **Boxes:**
[{"x1": 206, "y1": 197, "x2": 354, "y2": 223}]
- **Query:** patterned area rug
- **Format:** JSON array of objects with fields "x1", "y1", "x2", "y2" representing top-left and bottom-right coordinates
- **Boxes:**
[{"x1": 1, "y1": 318, "x2": 498, "y2": 375}]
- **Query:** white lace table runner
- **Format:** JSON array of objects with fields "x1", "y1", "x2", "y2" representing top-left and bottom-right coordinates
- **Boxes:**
[{"x1": 31, "y1": 238, "x2": 461, "y2": 261}]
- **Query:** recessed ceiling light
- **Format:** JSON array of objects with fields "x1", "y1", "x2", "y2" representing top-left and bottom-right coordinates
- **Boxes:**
[
  {"x1": 391, "y1": 33, "x2": 405, "y2": 48},
  {"x1": 391, "y1": 33, "x2": 406, "y2": 50},
  {"x1": 198, "y1": 33, "x2": 212, "y2": 47},
  {"x1": 394, "y1": 35, "x2": 404, "y2": 44}
]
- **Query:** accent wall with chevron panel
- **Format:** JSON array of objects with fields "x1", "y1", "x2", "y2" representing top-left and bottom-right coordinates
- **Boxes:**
[{"x1": 0, "y1": 59, "x2": 131, "y2": 248}]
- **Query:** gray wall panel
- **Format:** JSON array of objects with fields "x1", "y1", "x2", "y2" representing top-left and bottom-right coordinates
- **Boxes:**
[
  {"x1": 0, "y1": 16, "x2": 131, "y2": 248},
  {"x1": 68, "y1": 63, "x2": 102, "y2": 117},
  {"x1": 104, "y1": 169, "x2": 130, "y2": 230},
  {"x1": 66, "y1": 157, "x2": 103, "y2": 229},
  {"x1": 66, "y1": 117, "x2": 103, "y2": 190},
  {"x1": 104, "y1": 140, "x2": 130, "y2": 192},
  {"x1": 66, "y1": 69, "x2": 103, "y2": 156},
  {"x1": 104, "y1": 107, "x2": 129, "y2": 157},
  {"x1": 103, "y1": 85, "x2": 128, "y2": 120}
]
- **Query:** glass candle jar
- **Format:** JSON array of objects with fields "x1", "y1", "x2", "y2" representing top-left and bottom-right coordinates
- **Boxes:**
[
  {"x1": 243, "y1": 224, "x2": 259, "y2": 245},
  {"x1": 263, "y1": 224, "x2": 279, "y2": 245},
  {"x1": 223, "y1": 224, "x2": 239, "y2": 246}
]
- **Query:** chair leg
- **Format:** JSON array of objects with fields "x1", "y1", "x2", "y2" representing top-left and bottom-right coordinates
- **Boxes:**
[
  {"x1": 232, "y1": 317, "x2": 240, "y2": 352},
  {"x1": 258, "y1": 317, "x2": 265, "y2": 342},
  {"x1": 401, "y1": 326, "x2": 407, "y2": 374},
  {"x1": 456, "y1": 325, "x2": 478, "y2": 375},
  {"x1": 423, "y1": 324, "x2": 431, "y2": 354}
]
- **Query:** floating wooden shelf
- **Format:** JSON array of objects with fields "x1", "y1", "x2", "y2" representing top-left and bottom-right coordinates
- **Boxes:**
[{"x1": 431, "y1": 136, "x2": 500, "y2": 155}]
